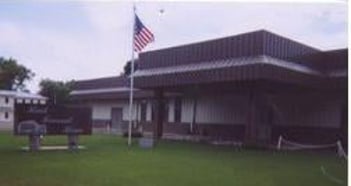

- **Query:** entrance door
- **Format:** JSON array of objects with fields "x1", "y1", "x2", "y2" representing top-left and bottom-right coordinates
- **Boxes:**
[{"x1": 111, "y1": 108, "x2": 123, "y2": 134}]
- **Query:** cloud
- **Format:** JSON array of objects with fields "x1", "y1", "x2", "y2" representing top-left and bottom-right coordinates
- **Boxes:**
[
  {"x1": 0, "y1": 22, "x2": 23, "y2": 48},
  {"x1": 82, "y1": 1, "x2": 131, "y2": 34},
  {"x1": 0, "y1": 2, "x2": 134, "y2": 92},
  {"x1": 137, "y1": 2, "x2": 347, "y2": 50},
  {"x1": 0, "y1": 19, "x2": 128, "y2": 92}
]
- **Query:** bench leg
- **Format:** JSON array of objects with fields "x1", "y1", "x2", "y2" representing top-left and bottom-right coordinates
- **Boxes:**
[
  {"x1": 68, "y1": 135, "x2": 79, "y2": 151},
  {"x1": 29, "y1": 135, "x2": 40, "y2": 151}
]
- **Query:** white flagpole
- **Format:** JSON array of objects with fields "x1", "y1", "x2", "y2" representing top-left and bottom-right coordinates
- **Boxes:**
[{"x1": 128, "y1": 4, "x2": 136, "y2": 146}]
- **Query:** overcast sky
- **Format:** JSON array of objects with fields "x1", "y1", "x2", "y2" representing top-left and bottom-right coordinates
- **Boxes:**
[{"x1": 0, "y1": 1, "x2": 347, "y2": 92}]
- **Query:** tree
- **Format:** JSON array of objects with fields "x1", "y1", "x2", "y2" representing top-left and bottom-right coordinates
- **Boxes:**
[
  {"x1": 39, "y1": 79, "x2": 75, "y2": 106},
  {"x1": 123, "y1": 60, "x2": 138, "y2": 76},
  {"x1": 0, "y1": 57, "x2": 35, "y2": 91}
]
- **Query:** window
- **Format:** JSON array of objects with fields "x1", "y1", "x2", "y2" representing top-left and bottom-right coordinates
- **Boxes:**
[
  {"x1": 140, "y1": 102, "x2": 147, "y2": 122},
  {"x1": 4, "y1": 112, "x2": 9, "y2": 119},
  {"x1": 174, "y1": 98, "x2": 182, "y2": 123},
  {"x1": 5, "y1": 97, "x2": 8, "y2": 104}
]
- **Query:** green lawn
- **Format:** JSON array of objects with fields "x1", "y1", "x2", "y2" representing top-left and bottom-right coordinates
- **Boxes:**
[{"x1": 0, "y1": 132, "x2": 347, "y2": 186}]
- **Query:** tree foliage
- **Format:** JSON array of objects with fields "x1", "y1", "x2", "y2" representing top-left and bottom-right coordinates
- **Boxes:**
[
  {"x1": 123, "y1": 60, "x2": 138, "y2": 76},
  {"x1": 39, "y1": 79, "x2": 75, "y2": 106},
  {"x1": 0, "y1": 57, "x2": 35, "y2": 91}
]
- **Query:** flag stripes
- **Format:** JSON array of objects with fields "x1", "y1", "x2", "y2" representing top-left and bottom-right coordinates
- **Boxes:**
[{"x1": 134, "y1": 14, "x2": 154, "y2": 52}]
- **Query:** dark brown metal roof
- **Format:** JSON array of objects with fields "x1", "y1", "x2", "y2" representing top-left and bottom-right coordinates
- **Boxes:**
[
  {"x1": 73, "y1": 76, "x2": 129, "y2": 90},
  {"x1": 133, "y1": 55, "x2": 323, "y2": 88},
  {"x1": 134, "y1": 55, "x2": 321, "y2": 77},
  {"x1": 289, "y1": 48, "x2": 348, "y2": 73},
  {"x1": 70, "y1": 90, "x2": 153, "y2": 101},
  {"x1": 138, "y1": 30, "x2": 320, "y2": 70},
  {"x1": 70, "y1": 75, "x2": 153, "y2": 101},
  {"x1": 134, "y1": 30, "x2": 347, "y2": 89},
  {"x1": 70, "y1": 30, "x2": 347, "y2": 100}
]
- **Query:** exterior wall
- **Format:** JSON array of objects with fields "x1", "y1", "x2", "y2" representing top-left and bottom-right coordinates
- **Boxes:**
[
  {"x1": 0, "y1": 95, "x2": 15, "y2": 107},
  {"x1": 89, "y1": 100, "x2": 133, "y2": 121},
  {"x1": 271, "y1": 95, "x2": 342, "y2": 128},
  {"x1": 0, "y1": 95, "x2": 14, "y2": 131},
  {"x1": 173, "y1": 95, "x2": 248, "y2": 125},
  {"x1": 271, "y1": 126, "x2": 341, "y2": 144},
  {"x1": 78, "y1": 92, "x2": 344, "y2": 143},
  {"x1": 269, "y1": 94, "x2": 344, "y2": 143},
  {"x1": 158, "y1": 95, "x2": 248, "y2": 140},
  {"x1": 195, "y1": 95, "x2": 248, "y2": 124},
  {"x1": 87, "y1": 99, "x2": 153, "y2": 132},
  {"x1": 0, "y1": 111, "x2": 14, "y2": 130},
  {"x1": 160, "y1": 93, "x2": 343, "y2": 142}
]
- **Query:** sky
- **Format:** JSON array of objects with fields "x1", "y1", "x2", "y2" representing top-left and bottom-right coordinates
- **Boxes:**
[{"x1": 0, "y1": 1, "x2": 347, "y2": 93}]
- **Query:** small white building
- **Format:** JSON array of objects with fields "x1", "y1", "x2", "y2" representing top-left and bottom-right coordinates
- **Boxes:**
[{"x1": 0, "y1": 90, "x2": 47, "y2": 131}]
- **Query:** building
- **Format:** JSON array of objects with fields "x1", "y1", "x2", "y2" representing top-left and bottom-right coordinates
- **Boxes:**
[
  {"x1": 70, "y1": 76, "x2": 153, "y2": 134},
  {"x1": 70, "y1": 30, "x2": 347, "y2": 145},
  {"x1": 0, "y1": 90, "x2": 47, "y2": 131}
]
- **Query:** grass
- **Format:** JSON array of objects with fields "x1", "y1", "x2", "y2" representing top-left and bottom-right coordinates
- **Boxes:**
[{"x1": 0, "y1": 132, "x2": 347, "y2": 186}]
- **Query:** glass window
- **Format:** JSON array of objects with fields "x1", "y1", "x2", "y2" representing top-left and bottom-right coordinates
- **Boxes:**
[
  {"x1": 5, "y1": 97, "x2": 9, "y2": 104},
  {"x1": 4, "y1": 112, "x2": 9, "y2": 119}
]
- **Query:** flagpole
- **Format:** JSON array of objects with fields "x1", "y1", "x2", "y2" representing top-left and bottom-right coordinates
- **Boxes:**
[{"x1": 128, "y1": 4, "x2": 136, "y2": 146}]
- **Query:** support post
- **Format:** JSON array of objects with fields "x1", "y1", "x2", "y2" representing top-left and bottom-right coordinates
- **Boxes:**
[
  {"x1": 154, "y1": 89, "x2": 164, "y2": 140},
  {"x1": 245, "y1": 90, "x2": 257, "y2": 145},
  {"x1": 190, "y1": 96, "x2": 197, "y2": 134}
]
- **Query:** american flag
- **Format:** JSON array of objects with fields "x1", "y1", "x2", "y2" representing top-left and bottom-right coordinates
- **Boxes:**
[{"x1": 134, "y1": 14, "x2": 154, "y2": 52}]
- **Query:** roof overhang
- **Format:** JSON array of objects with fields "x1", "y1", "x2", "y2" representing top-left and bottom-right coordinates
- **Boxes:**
[
  {"x1": 0, "y1": 90, "x2": 47, "y2": 105},
  {"x1": 134, "y1": 55, "x2": 321, "y2": 77},
  {"x1": 133, "y1": 55, "x2": 330, "y2": 88},
  {"x1": 70, "y1": 87, "x2": 132, "y2": 95}
]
